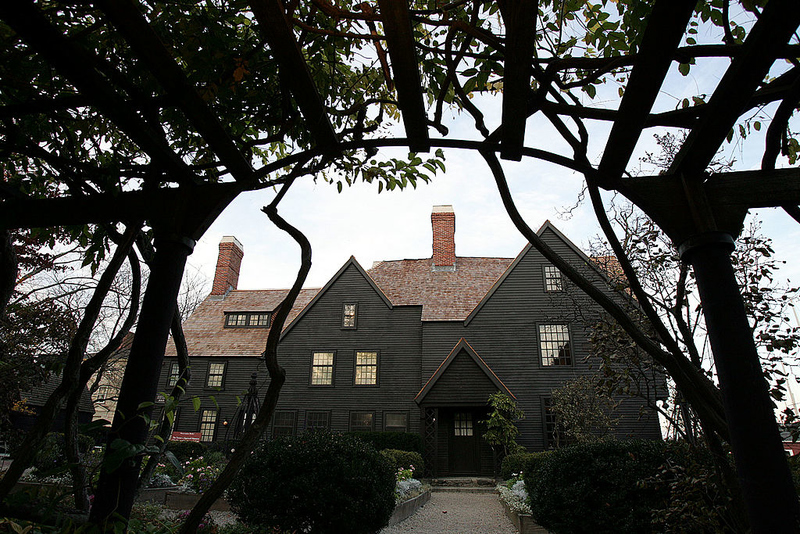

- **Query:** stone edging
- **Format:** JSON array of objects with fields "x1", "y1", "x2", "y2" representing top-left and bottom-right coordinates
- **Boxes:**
[
  {"x1": 499, "y1": 493, "x2": 549, "y2": 534},
  {"x1": 387, "y1": 489, "x2": 431, "y2": 526}
]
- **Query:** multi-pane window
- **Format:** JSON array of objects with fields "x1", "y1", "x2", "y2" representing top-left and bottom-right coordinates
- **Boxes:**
[
  {"x1": 306, "y1": 411, "x2": 330, "y2": 431},
  {"x1": 167, "y1": 362, "x2": 181, "y2": 387},
  {"x1": 539, "y1": 324, "x2": 572, "y2": 366},
  {"x1": 355, "y1": 351, "x2": 378, "y2": 385},
  {"x1": 200, "y1": 410, "x2": 217, "y2": 442},
  {"x1": 385, "y1": 413, "x2": 408, "y2": 432},
  {"x1": 454, "y1": 412, "x2": 474, "y2": 436},
  {"x1": 350, "y1": 412, "x2": 374, "y2": 431},
  {"x1": 342, "y1": 303, "x2": 358, "y2": 329},
  {"x1": 224, "y1": 312, "x2": 270, "y2": 328},
  {"x1": 206, "y1": 362, "x2": 226, "y2": 388},
  {"x1": 272, "y1": 411, "x2": 296, "y2": 437},
  {"x1": 543, "y1": 397, "x2": 570, "y2": 448},
  {"x1": 311, "y1": 352, "x2": 335, "y2": 386},
  {"x1": 543, "y1": 265, "x2": 563, "y2": 292}
]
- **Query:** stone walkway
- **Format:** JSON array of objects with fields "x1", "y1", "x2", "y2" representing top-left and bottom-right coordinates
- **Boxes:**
[{"x1": 380, "y1": 491, "x2": 517, "y2": 534}]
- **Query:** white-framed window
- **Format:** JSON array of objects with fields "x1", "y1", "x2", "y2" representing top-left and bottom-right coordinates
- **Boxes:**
[
  {"x1": 543, "y1": 265, "x2": 563, "y2": 292},
  {"x1": 539, "y1": 324, "x2": 572, "y2": 366},
  {"x1": 224, "y1": 312, "x2": 270, "y2": 328},
  {"x1": 167, "y1": 361, "x2": 181, "y2": 387},
  {"x1": 342, "y1": 303, "x2": 358, "y2": 329},
  {"x1": 354, "y1": 351, "x2": 378, "y2": 386},
  {"x1": 350, "y1": 411, "x2": 374, "y2": 431},
  {"x1": 385, "y1": 413, "x2": 408, "y2": 432},
  {"x1": 311, "y1": 351, "x2": 335, "y2": 386},
  {"x1": 200, "y1": 410, "x2": 217, "y2": 442},
  {"x1": 206, "y1": 362, "x2": 226, "y2": 388},
  {"x1": 454, "y1": 412, "x2": 473, "y2": 436}
]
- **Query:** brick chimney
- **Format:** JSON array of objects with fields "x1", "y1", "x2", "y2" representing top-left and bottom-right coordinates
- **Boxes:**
[
  {"x1": 211, "y1": 236, "x2": 244, "y2": 296},
  {"x1": 431, "y1": 205, "x2": 456, "y2": 270}
]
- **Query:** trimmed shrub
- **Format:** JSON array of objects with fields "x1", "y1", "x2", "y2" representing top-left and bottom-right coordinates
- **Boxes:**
[
  {"x1": 345, "y1": 431, "x2": 423, "y2": 453},
  {"x1": 500, "y1": 452, "x2": 535, "y2": 480},
  {"x1": 381, "y1": 449, "x2": 424, "y2": 478},
  {"x1": 228, "y1": 431, "x2": 396, "y2": 534},
  {"x1": 165, "y1": 440, "x2": 206, "y2": 462},
  {"x1": 526, "y1": 440, "x2": 671, "y2": 533}
]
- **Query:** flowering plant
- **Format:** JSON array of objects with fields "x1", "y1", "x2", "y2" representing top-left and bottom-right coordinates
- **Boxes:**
[
  {"x1": 179, "y1": 456, "x2": 224, "y2": 493},
  {"x1": 177, "y1": 510, "x2": 217, "y2": 533},
  {"x1": 396, "y1": 466, "x2": 414, "y2": 482}
]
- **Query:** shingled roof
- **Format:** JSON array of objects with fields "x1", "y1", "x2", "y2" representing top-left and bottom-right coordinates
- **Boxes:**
[
  {"x1": 166, "y1": 288, "x2": 320, "y2": 357},
  {"x1": 367, "y1": 257, "x2": 513, "y2": 321}
]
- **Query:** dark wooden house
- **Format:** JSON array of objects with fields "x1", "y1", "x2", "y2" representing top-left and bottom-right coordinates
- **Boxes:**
[{"x1": 158, "y1": 206, "x2": 662, "y2": 476}]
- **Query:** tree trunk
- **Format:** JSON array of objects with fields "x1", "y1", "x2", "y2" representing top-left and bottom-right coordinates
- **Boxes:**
[{"x1": 89, "y1": 235, "x2": 192, "y2": 527}]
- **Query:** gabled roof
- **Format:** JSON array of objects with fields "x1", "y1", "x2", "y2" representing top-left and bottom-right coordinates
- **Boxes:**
[
  {"x1": 280, "y1": 256, "x2": 392, "y2": 339},
  {"x1": 465, "y1": 220, "x2": 608, "y2": 325},
  {"x1": 415, "y1": 338, "x2": 515, "y2": 404},
  {"x1": 367, "y1": 257, "x2": 512, "y2": 321},
  {"x1": 166, "y1": 287, "x2": 320, "y2": 357}
]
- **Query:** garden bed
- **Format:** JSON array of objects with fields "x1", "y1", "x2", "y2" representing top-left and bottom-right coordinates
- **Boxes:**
[
  {"x1": 164, "y1": 491, "x2": 230, "y2": 511},
  {"x1": 499, "y1": 494, "x2": 549, "y2": 534},
  {"x1": 387, "y1": 489, "x2": 431, "y2": 526}
]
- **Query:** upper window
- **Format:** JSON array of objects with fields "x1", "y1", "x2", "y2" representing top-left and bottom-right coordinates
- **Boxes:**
[
  {"x1": 167, "y1": 361, "x2": 180, "y2": 387},
  {"x1": 200, "y1": 409, "x2": 217, "y2": 442},
  {"x1": 311, "y1": 351, "x2": 335, "y2": 386},
  {"x1": 354, "y1": 351, "x2": 378, "y2": 386},
  {"x1": 539, "y1": 324, "x2": 572, "y2": 366},
  {"x1": 224, "y1": 312, "x2": 271, "y2": 328},
  {"x1": 207, "y1": 362, "x2": 226, "y2": 388},
  {"x1": 272, "y1": 411, "x2": 296, "y2": 438},
  {"x1": 543, "y1": 265, "x2": 563, "y2": 292},
  {"x1": 342, "y1": 303, "x2": 358, "y2": 329},
  {"x1": 350, "y1": 411, "x2": 374, "y2": 431},
  {"x1": 385, "y1": 413, "x2": 408, "y2": 432}
]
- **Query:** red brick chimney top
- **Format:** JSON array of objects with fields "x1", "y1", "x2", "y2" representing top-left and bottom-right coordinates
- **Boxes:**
[
  {"x1": 431, "y1": 205, "x2": 456, "y2": 270},
  {"x1": 211, "y1": 236, "x2": 244, "y2": 296}
]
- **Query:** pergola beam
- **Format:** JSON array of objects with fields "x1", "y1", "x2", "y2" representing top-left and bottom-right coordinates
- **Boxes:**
[
  {"x1": 597, "y1": 0, "x2": 696, "y2": 186},
  {"x1": 377, "y1": 0, "x2": 430, "y2": 153},
  {"x1": 251, "y1": 0, "x2": 339, "y2": 153},
  {"x1": 669, "y1": 0, "x2": 800, "y2": 177}
]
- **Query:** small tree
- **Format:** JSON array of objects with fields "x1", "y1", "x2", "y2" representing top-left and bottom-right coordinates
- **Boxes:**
[
  {"x1": 482, "y1": 392, "x2": 525, "y2": 457},
  {"x1": 549, "y1": 376, "x2": 618, "y2": 446}
]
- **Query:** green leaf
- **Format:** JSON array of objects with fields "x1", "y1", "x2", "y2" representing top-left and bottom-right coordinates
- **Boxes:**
[
  {"x1": 192, "y1": 396, "x2": 201, "y2": 412},
  {"x1": 678, "y1": 62, "x2": 690, "y2": 76}
]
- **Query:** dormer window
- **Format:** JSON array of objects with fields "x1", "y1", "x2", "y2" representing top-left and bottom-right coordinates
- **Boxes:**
[
  {"x1": 543, "y1": 265, "x2": 563, "y2": 292},
  {"x1": 342, "y1": 303, "x2": 358, "y2": 329},
  {"x1": 224, "y1": 312, "x2": 271, "y2": 328}
]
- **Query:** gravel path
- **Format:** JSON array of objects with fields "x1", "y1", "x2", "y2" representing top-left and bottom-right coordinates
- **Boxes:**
[{"x1": 380, "y1": 491, "x2": 517, "y2": 534}]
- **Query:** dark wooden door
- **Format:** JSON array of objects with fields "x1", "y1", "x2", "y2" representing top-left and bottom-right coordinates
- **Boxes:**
[{"x1": 448, "y1": 410, "x2": 481, "y2": 474}]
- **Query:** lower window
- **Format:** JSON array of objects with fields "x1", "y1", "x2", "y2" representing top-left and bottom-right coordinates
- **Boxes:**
[
  {"x1": 272, "y1": 410, "x2": 296, "y2": 438},
  {"x1": 350, "y1": 411, "x2": 374, "y2": 431},
  {"x1": 200, "y1": 410, "x2": 217, "y2": 442},
  {"x1": 306, "y1": 411, "x2": 331, "y2": 431},
  {"x1": 385, "y1": 413, "x2": 408, "y2": 432},
  {"x1": 453, "y1": 412, "x2": 473, "y2": 436}
]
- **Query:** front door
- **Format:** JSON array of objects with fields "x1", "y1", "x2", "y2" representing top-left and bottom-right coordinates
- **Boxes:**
[{"x1": 448, "y1": 410, "x2": 481, "y2": 474}]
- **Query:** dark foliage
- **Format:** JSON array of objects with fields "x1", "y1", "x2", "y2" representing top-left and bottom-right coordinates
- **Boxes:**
[
  {"x1": 227, "y1": 431, "x2": 396, "y2": 534},
  {"x1": 345, "y1": 431, "x2": 423, "y2": 453},
  {"x1": 380, "y1": 449, "x2": 424, "y2": 478},
  {"x1": 30, "y1": 432, "x2": 94, "y2": 475},
  {"x1": 500, "y1": 451, "x2": 552, "y2": 481},
  {"x1": 525, "y1": 440, "x2": 739, "y2": 533}
]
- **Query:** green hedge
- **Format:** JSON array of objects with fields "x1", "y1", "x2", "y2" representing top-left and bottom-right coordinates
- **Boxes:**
[
  {"x1": 381, "y1": 449, "x2": 424, "y2": 478},
  {"x1": 525, "y1": 440, "x2": 737, "y2": 534},
  {"x1": 500, "y1": 451, "x2": 551, "y2": 480},
  {"x1": 165, "y1": 440, "x2": 206, "y2": 462},
  {"x1": 228, "y1": 431, "x2": 396, "y2": 534},
  {"x1": 345, "y1": 431, "x2": 422, "y2": 453},
  {"x1": 32, "y1": 433, "x2": 95, "y2": 475}
]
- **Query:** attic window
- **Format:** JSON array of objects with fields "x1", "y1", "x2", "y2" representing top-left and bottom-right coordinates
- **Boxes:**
[
  {"x1": 342, "y1": 303, "x2": 358, "y2": 329},
  {"x1": 543, "y1": 265, "x2": 563, "y2": 292},
  {"x1": 224, "y1": 312, "x2": 271, "y2": 328}
]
